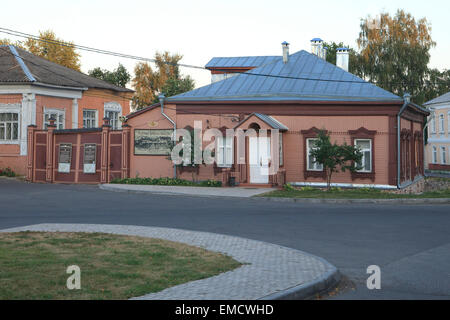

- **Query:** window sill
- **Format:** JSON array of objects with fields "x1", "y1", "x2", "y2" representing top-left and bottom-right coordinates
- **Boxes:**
[
  {"x1": 351, "y1": 171, "x2": 375, "y2": 181},
  {"x1": 304, "y1": 170, "x2": 326, "y2": 179},
  {"x1": 0, "y1": 140, "x2": 20, "y2": 145}
]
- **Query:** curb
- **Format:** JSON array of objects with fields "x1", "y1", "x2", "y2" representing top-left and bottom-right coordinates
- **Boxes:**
[
  {"x1": 1, "y1": 223, "x2": 339, "y2": 300},
  {"x1": 257, "y1": 196, "x2": 450, "y2": 205},
  {"x1": 100, "y1": 184, "x2": 450, "y2": 205},
  {"x1": 260, "y1": 269, "x2": 341, "y2": 300}
]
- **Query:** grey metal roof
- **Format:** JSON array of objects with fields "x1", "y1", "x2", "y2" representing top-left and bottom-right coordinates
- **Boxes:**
[
  {"x1": 0, "y1": 45, "x2": 133, "y2": 92},
  {"x1": 424, "y1": 92, "x2": 450, "y2": 106},
  {"x1": 254, "y1": 113, "x2": 288, "y2": 131},
  {"x1": 170, "y1": 50, "x2": 401, "y2": 103},
  {"x1": 205, "y1": 56, "x2": 279, "y2": 69}
]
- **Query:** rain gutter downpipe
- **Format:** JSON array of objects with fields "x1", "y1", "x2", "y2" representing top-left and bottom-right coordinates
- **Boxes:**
[
  {"x1": 159, "y1": 93, "x2": 177, "y2": 178},
  {"x1": 397, "y1": 93, "x2": 411, "y2": 189}
]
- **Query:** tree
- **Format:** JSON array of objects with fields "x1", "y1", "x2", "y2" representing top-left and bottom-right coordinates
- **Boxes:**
[
  {"x1": 88, "y1": 64, "x2": 131, "y2": 88},
  {"x1": 131, "y1": 51, "x2": 195, "y2": 109},
  {"x1": 309, "y1": 130, "x2": 363, "y2": 190},
  {"x1": 24, "y1": 30, "x2": 81, "y2": 71},
  {"x1": 323, "y1": 41, "x2": 364, "y2": 77},
  {"x1": 357, "y1": 10, "x2": 435, "y2": 104}
]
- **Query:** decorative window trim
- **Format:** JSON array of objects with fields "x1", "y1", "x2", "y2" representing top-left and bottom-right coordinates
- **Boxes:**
[
  {"x1": 430, "y1": 113, "x2": 436, "y2": 134},
  {"x1": 439, "y1": 114, "x2": 445, "y2": 134},
  {"x1": 432, "y1": 146, "x2": 437, "y2": 164},
  {"x1": 0, "y1": 104, "x2": 21, "y2": 144},
  {"x1": 104, "y1": 102, "x2": 122, "y2": 129},
  {"x1": 43, "y1": 107, "x2": 65, "y2": 130},
  {"x1": 301, "y1": 127, "x2": 326, "y2": 180},
  {"x1": 348, "y1": 127, "x2": 376, "y2": 181},
  {"x1": 441, "y1": 146, "x2": 447, "y2": 165}
]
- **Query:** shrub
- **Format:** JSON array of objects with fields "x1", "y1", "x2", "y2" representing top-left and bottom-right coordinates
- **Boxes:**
[
  {"x1": 283, "y1": 183, "x2": 296, "y2": 191},
  {"x1": 300, "y1": 186, "x2": 316, "y2": 192},
  {"x1": 110, "y1": 177, "x2": 221, "y2": 187},
  {"x1": 0, "y1": 167, "x2": 16, "y2": 177}
]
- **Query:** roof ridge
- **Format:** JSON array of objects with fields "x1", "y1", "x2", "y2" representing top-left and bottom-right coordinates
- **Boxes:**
[
  {"x1": 8, "y1": 45, "x2": 36, "y2": 82},
  {"x1": 10, "y1": 45, "x2": 133, "y2": 92}
]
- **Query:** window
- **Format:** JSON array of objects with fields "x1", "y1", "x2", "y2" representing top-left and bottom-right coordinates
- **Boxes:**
[
  {"x1": 432, "y1": 146, "x2": 437, "y2": 163},
  {"x1": 439, "y1": 114, "x2": 445, "y2": 133},
  {"x1": 430, "y1": 113, "x2": 436, "y2": 134},
  {"x1": 448, "y1": 112, "x2": 450, "y2": 134},
  {"x1": 441, "y1": 146, "x2": 447, "y2": 164},
  {"x1": 216, "y1": 136, "x2": 233, "y2": 167},
  {"x1": 0, "y1": 113, "x2": 19, "y2": 141},
  {"x1": 105, "y1": 110, "x2": 120, "y2": 130},
  {"x1": 83, "y1": 110, "x2": 97, "y2": 128},
  {"x1": 355, "y1": 139, "x2": 372, "y2": 172},
  {"x1": 306, "y1": 138, "x2": 323, "y2": 171},
  {"x1": 44, "y1": 110, "x2": 64, "y2": 129}
]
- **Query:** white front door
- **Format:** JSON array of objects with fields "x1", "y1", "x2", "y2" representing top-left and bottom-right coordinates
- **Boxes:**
[{"x1": 249, "y1": 136, "x2": 271, "y2": 184}]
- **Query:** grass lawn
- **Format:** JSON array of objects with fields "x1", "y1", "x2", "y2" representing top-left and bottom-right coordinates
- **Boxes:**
[
  {"x1": 0, "y1": 232, "x2": 241, "y2": 300},
  {"x1": 259, "y1": 187, "x2": 450, "y2": 199}
]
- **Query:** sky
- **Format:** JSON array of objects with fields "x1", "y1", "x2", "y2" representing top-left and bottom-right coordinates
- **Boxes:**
[{"x1": 2, "y1": 0, "x2": 450, "y2": 89}]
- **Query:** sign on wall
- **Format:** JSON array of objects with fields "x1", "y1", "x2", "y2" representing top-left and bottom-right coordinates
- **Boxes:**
[
  {"x1": 58, "y1": 143, "x2": 72, "y2": 173},
  {"x1": 134, "y1": 129, "x2": 173, "y2": 155},
  {"x1": 83, "y1": 143, "x2": 97, "y2": 174}
]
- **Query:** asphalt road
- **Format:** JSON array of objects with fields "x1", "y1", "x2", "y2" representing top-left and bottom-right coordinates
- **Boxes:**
[{"x1": 1, "y1": 178, "x2": 449, "y2": 299}]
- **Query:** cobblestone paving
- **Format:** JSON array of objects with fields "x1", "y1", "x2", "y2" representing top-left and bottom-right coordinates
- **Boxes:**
[{"x1": 1, "y1": 223, "x2": 337, "y2": 300}]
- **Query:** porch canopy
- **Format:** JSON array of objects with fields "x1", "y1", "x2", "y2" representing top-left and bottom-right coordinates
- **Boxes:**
[{"x1": 233, "y1": 113, "x2": 288, "y2": 132}]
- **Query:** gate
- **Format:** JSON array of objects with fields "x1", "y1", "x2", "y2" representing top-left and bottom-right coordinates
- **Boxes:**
[{"x1": 26, "y1": 118, "x2": 130, "y2": 184}]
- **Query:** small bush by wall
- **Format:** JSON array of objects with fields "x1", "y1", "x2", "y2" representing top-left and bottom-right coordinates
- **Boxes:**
[
  {"x1": 0, "y1": 167, "x2": 16, "y2": 177},
  {"x1": 110, "y1": 177, "x2": 222, "y2": 187}
]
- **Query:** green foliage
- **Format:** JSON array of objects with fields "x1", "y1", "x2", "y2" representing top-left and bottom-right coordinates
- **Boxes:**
[
  {"x1": 154, "y1": 77, "x2": 195, "y2": 104},
  {"x1": 323, "y1": 41, "x2": 364, "y2": 77},
  {"x1": 283, "y1": 183, "x2": 296, "y2": 191},
  {"x1": 132, "y1": 52, "x2": 195, "y2": 109},
  {"x1": 110, "y1": 177, "x2": 221, "y2": 187},
  {"x1": 88, "y1": 63, "x2": 131, "y2": 88},
  {"x1": 0, "y1": 167, "x2": 16, "y2": 177},
  {"x1": 300, "y1": 186, "x2": 316, "y2": 192},
  {"x1": 357, "y1": 10, "x2": 435, "y2": 104},
  {"x1": 309, "y1": 130, "x2": 363, "y2": 190}
]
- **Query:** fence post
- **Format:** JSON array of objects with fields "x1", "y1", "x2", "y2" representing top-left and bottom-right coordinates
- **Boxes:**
[
  {"x1": 100, "y1": 118, "x2": 111, "y2": 183},
  {"x1": 26, "y1": 125, "x2": 37, "y2": 182},
  {"x1": 121, "y1": 124, "x2": 131, "y2": 179},
  {"x1": 46, "y1": 118, "x2": 56, "y2": 183}
]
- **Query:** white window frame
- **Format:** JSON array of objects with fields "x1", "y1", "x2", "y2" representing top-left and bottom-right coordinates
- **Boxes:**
[
  {"x1": 448, "y1": 111, "x2": 450, "y2": 134},
  {"x1": 83, "y1": 109, "x2": 98, "y2": 129},
  {"x1": 355, "y1": 139, "x2": 373, "y2": 173},
  {"x1": 441, "y1": 146, "x2": 447, "y2": 165},
  {"x1": 216, "y1": 136, "x2": 233, "y2": 168},
  {"x1": 306, "y1": 138, "x2": 323, "y2": 171},
  {"x1": 430, "y1": 113, "x2": 436, "y2": 134},
  {"x1": 104, "y1": 102, "x2": 122, "y2": 130},
  {"x1": 0, "y1": 112, "x2": 20, "y2": 143},
  {"x1": 43, "y1": 108, "x2": 65, "y2": 130},
  {"x1": 439, "y1": 114, "x2": 445, "y2": 134},
  {"x1": 432, "y1": 146, "x2": 437, "y2": 163}
]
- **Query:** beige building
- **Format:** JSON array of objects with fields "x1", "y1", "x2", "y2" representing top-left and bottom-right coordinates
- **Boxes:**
[{"x1": 425, "y1": 92, "x2": 450, "y2": 170}]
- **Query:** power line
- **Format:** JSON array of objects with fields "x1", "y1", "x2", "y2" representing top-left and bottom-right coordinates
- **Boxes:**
[{"x1": 1, "y1": 27, "x2": 449, "y2": 88}]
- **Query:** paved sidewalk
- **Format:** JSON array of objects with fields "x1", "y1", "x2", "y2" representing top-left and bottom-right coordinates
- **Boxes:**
[
  {"x1": 100, "y1": 183, "x2": 276, "y2": 198},
  {"x1": 1, "y1": 223, "x2": 339, "y2": 300}
]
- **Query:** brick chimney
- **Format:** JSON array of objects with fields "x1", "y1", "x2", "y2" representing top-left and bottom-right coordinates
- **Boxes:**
[{"x1": 282, "y1": 41, "x2": 289, "y2": 64}]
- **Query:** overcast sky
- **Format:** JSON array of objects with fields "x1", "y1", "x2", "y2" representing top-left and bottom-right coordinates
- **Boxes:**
[{"x1": 2, "y1": 0, "x2": 449, "y2": 88}]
